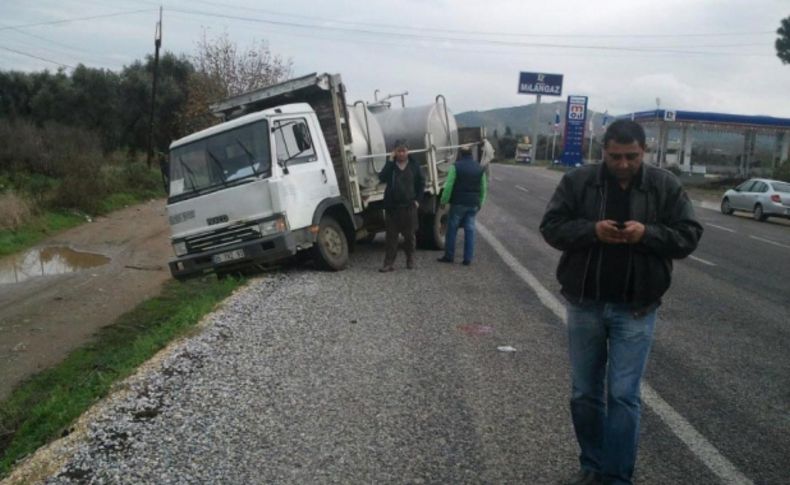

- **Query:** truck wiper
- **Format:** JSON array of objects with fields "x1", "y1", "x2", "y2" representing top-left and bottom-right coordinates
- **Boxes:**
[
  {"x1": 176, "y1": 155, "x2": 198, "y2": 192},
  {"x1": 205, "y1": 148, "x2": 229, "y2": 187},
  {"x1": 234, "y1": 137, "x2": 259, "y2": 175}
]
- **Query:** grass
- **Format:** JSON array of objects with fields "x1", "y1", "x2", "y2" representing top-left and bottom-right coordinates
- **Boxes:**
[
  {"x1": 0, "y1": 173, "x2": 165, "y2": 259},
  {"x1": 0, "y1": 211, "x2": 86, "y2": 258},
  {"x1": 98, "y1": 190, "x2": 160, "y2": 214},
  {"x1": 0, "y1": 275, "x2": 245, "y2": 478}
]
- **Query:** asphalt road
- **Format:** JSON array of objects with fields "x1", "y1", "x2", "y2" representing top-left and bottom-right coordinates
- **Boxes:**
[
  {"x1": 20, "y1": 164, "x2": 789, "y2": 484},
  {"x1": 483, "y1": 164, "x2": 790, "y2": 485}
]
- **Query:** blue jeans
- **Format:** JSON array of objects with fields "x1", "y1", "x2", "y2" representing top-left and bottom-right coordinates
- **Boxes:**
[
  {"x1": 443, "y1": 204, "x2": 478, "y2": 263},
  {"x1": 566, "y1": 302, "x2": 657, "y2": 485}
]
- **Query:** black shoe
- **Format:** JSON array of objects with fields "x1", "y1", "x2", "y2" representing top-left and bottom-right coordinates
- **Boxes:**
[
  {"x1": 437, "y1": 256, "x2": 453, "y2": 263},
  {"x1": 561, "y1": 469, "x2": 601, "y2": 485},
  {"x1": 462, "y1": 260, "x2": 471, "y2": 266}
]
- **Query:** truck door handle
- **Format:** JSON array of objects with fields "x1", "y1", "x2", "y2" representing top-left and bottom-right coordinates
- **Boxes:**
[{"x1": 321, "y1": 169, "x2": 328, "y2": 183}]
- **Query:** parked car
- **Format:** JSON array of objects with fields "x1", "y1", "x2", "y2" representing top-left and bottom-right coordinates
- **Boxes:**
[{"x1": 720, "y1": 178, "x2": 790, "y2": 221}]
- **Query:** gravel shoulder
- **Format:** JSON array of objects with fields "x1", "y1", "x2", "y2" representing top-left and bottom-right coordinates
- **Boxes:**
[{"x1": 6, "y1": 239, "x2": 579, "y2": 484}]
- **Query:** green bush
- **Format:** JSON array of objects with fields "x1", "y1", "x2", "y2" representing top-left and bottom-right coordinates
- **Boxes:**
[
  {"x1": 121, "y1": 161, "x2": 163, "y2": 194},
  {"x1": 0, "y1": 120, "x2": 165, "y2": 217},
  {"x1": 53, "y1": 157, "x2": 110, "y2": 214}
]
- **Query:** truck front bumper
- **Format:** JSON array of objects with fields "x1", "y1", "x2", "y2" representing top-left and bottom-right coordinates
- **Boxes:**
[{"x1": 169, "y1": 232, "x2": 296, "y2": 280}]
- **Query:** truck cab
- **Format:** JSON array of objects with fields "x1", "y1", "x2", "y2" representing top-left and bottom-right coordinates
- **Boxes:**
[{"x1": 167, "y1": 103, "x2": 352, "y2": 279}]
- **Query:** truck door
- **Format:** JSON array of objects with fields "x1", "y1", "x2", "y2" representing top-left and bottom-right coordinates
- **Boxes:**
[{"x1": 272, "y1": 116, "x2": 330, "y2": 230}]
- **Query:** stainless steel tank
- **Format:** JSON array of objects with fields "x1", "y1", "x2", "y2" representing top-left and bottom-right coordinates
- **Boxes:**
[
  {"x1": 372, "y1": 101, "x2": 459, "y2": 164},
  {"x1": 347, "y1": 103, "x2": 387, "y2": 188}
]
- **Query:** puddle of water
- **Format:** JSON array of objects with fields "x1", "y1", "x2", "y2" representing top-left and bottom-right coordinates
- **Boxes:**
[{"x1": 0, "y1": 246, "x2": 110, "y2": 285}]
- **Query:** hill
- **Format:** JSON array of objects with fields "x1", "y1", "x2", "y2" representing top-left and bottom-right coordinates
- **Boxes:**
[{"x1": 456, "y1": 101, "x2": 605, "y2": 138}]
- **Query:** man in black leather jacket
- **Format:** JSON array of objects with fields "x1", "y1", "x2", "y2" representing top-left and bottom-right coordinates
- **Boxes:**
[{"x1": 540, "y1": 120, "x2": 702, "y2": 485}]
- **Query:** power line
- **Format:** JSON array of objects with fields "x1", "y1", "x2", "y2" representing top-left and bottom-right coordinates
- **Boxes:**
[
  {"x1": 1, "y1": 26, "x2": 90, "y2": 55},
  {"x1": 166, "y1": 7, "x2": 770, "y2": 56},
  {"x1": 168, "y1": 11, "x2": 770, "y2": 61},
  {"x1": 167, "y1": 0, "x2": 774, "y2": 39},
  {"x1": 0, "y1": 9, "x2": 154, "y2": 31},
  {"x1": 0, "y1": 46, "x2": 75, "y2": 69},
  {"x1": 0, "y1": 24, "x2": 111, "y2": 69}
]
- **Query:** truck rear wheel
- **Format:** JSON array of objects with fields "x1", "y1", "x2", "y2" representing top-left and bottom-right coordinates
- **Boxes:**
[
  {"x1": 417, "y1": 204, "x2": 448, "y2": 250},
  {"x1": 312, "y1": 216, "x2": 349, "y2": 270}
]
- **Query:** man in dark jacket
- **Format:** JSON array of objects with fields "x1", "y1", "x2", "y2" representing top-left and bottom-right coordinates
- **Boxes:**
[
  {"x1": 540, "y1": 120, "x2": 703, "y2": 485},
  {"x1": 437, "y1": 145, "x2": 488, "y2": 265},
  {"x1": 378, "y1": 142, "x2": 425, "y2": 272}
]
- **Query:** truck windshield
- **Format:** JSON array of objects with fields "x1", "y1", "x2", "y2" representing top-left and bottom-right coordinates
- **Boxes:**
[{"x1": 168, "y1": 120, "x2": 270, "y2": 200}]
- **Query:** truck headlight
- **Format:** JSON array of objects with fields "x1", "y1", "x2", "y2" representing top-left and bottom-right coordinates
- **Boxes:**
[
  {"x1": 172, "y1": 241, "x2": 188, "y2": 256},
  {"x1": 258, "y1": 216, "x2": 288, "y2": 236}
]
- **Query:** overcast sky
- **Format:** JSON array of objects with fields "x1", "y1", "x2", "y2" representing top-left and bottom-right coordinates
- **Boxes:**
[{"x1": 2, "y1": 0, "x2": 789, "y2": 118}]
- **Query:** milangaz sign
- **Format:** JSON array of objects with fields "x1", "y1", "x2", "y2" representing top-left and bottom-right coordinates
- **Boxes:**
[{"x1": 518, "y1": 72, "x2": 564, "y2": 96}]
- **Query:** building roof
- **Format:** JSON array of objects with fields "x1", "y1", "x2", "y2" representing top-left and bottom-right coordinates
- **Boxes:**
[{"x1": 617, "y1": 109, "x2": 790, "y2": 131}]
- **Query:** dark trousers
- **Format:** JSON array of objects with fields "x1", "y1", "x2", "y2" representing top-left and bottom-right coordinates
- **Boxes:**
[{"x1": 383, "y1": 205, "x2": 417, "y2": 266}]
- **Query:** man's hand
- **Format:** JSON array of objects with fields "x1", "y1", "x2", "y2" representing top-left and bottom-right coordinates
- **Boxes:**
[
  {"x1": 595, "y1": 220, "x2": 645, "y2": 244},
  {"x1": 414, "y1": 201, "x2": 420, "y2": 209},
  {"x1": 621, "y1": 220, "x2": 645, "y2": 243},
  {"x1": 595, "y1": 220, "x2": 626, "y2": 244}
]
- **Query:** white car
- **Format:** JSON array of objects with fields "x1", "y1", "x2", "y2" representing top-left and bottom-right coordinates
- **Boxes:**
[{"x1": 720, "y1": 178, "x2": 790, "y2": 221}]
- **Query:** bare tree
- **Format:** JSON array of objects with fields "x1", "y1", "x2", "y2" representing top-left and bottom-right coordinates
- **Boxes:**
[
  {"x1": 194, "y1": 29, "x2": 293, "y2": 98},
  {"x1": 180, "y1": 30, "x2": 293, "y2": 132}
]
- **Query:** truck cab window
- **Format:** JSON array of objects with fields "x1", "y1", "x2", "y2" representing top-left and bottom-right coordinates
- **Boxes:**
[
  {"x1": 274, "y1": 119, "x2": 317, "y2": 166},
  {"x1": 167, "y1": 120, "x2": 271, "y2": 201}
]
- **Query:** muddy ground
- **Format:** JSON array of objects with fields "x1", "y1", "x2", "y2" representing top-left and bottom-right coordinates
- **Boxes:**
[{"x1": 0, "y1": 200, "x2": 172, "y2": 401}]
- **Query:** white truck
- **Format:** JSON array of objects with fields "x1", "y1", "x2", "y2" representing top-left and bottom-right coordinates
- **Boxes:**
[{"x1": 165, "y1": 72, "x2": 480, "y2": 279}]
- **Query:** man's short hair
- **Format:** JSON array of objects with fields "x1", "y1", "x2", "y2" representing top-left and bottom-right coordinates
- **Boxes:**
[
  {"x1": 603, "y1": 120, "x2": 646, "y2": 149},
  {"x1": 394, "y1": 139, "x2": 409, "y2": 149}
]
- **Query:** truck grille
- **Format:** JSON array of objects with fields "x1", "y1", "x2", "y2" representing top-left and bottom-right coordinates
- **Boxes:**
[{"x1": 185, "y1": 222, "x2": 259, "y2": 253}]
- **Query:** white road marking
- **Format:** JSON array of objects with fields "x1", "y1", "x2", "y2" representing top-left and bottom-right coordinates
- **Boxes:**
[
  {"x1": 706, "y1": 223, "x2": 735, "y2": 233},
  {"x1": 696, "y1": 200, "x2": 721, "y2": 212},
  {"x1": 493, "y1": 177, "x2": 503, "y2": 182},
  {"x1": 516, "y1": 185, "x2": 529, "y2": 193},
  {"x1": 749, "y1": 235, "x2": 790, "y2": 249},
  {"x1": 477, "y1": 222, "x2": 754, "y2": 485},
  {"x1": 688, "y1": 255, "x2": 717, "y2": 266}
]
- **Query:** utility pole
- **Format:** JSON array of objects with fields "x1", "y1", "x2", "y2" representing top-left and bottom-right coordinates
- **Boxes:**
[
  {"x1": 146, "y1": 6, "x2": 162, "y2": 169},
  {"x1": 551, "y1": 108, "x2": 560, "y2": 162},
  {"x1": 530, "y1": 94, "x2": 541, "y2": 163}
]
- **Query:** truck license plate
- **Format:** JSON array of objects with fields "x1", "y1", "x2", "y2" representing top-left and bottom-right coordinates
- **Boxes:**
[{"x1": 212, "y1": 249, "x2": 245, "y2": 264}]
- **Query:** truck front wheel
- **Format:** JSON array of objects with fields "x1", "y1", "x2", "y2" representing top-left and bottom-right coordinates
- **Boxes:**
[
  {"x1": 312, "y1": 216, "x2": 349, "y2": 270},
  {"x1": 417, "y1": 204, "x2": 448, "y2": 250}
]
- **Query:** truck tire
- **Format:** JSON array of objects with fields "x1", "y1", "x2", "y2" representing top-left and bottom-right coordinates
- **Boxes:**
[
  {"x1": 417, "y1": 204, "x2": 448, "y2": 250},
  {"x1": 312, "y1": 216, "x2": 349, "y2": 270}
]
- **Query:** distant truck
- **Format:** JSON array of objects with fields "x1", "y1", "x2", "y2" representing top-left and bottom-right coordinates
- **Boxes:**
[
  {"x1": 164, "y1": 73, "x2": 481, "y2": 279},
  {"x1": 515, "y1": 136, "x2": 532, "y2": 163}
]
